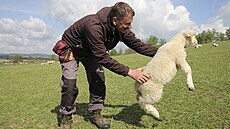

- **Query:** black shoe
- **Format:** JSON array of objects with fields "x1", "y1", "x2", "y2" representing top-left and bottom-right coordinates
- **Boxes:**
[
  {"x1": 89, "y1": 109, "x2": 110, "y2": 129},
  {"x1": 60, "y1": 114, "x2": 73, "y2": 129}
]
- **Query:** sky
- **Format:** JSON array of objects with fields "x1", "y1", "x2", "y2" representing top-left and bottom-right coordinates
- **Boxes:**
[{"x1": 0, "y1": 0, "x2": 229, "y2": 54}]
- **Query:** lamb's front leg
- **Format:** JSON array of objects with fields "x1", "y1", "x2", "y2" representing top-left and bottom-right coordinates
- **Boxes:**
[{"x1": 178, "y1": 60, "x2": 195, "y2": 91}]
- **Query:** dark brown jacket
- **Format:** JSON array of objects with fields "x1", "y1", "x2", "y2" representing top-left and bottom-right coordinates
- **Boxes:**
[{"x1": 62, "y1": 7, "x2": 158, "y2": 76}]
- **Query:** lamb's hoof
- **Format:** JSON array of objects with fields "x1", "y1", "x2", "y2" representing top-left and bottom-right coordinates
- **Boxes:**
[
  {"x1": 188, "y1": 84, "x2": 195, "y2": 91},
  {"x1": 188, "y1": 87, "x2": 195, "y2": 91},
  {"x1": 153, "y1": 117, "x2": 163, "y2": 121},
  {"x1": 157, "y1": 118, "x2": 163, "y2": 121}
]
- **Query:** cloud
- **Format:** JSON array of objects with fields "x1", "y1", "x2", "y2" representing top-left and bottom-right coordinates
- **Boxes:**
[
  {"x1": 0, "y1": 17, "x2": 57, "y2": 54},
  {"x1": 44, "y1": 0, "x2": 107, "y2": 27},
  {"x1": 131, "y1": 0, "x2": 196, "y2": 40},
  {"x1": 219, "y1": 0, "x2": 230, "y2": 27},
  {"x1": 44, "y1": 0, "x2": 196, "y2": 41},
  {"x1": 198, "y1": 1, "x2": 230, "y2": 33},
  {"x1": 199, "y1": 16, "x2": 227, "y2": 33}
]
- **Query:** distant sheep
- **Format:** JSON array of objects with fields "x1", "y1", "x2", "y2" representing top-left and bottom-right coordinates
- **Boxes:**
[
  {"x1": 41, "y1": 61, "x2": 55, "y2": 65},
  {"x1": 47, "y1": 60, "x2": 55, "y2": 64},
  {"x1": 134, "y1": 30, "x2": 197, "y2": 120},
  {"x1": 195, "y1": 44, "x2": 202, "y2": 48},
  {"x1": 212, "y1": 43, "x2": 218, "y2": 47}
]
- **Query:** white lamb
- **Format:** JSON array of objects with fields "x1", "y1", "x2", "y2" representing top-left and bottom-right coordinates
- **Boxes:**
[
  {"x1": 212, "y1": 43, "x2": 218, "y2": 47},
  {"x1": 195, "y1": 44, "x2": 202, "y2": 48},
  {"x1": 134, "y1": 30, "x2": 198, "y2": 120}
]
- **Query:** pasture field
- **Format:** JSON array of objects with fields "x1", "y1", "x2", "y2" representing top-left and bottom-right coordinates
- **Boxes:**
[
  {"x1": 0, "y1": 59, "x2": 10, "y2": 62},
  {"x1": 0, "y1": 41, "x2": 229, "y2": 129}
]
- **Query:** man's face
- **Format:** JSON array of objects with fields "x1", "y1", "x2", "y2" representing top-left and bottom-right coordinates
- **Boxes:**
[{"x1": 112, "y1": 12, "x2": 133, "y2": 33}]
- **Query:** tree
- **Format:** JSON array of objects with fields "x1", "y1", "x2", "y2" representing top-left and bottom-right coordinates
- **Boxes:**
[
  {"x1": 196, "y1": 31, "x2": 207, "y2": 44},
  {"x1": 109, "y1": 49, "x2": 118, "y2": 56},
  {"x1": 50, "y1": 54, "x2": 58, "y2": 61},
  {"x1": 196, "y1": 29, "x2": 219, "y2": 44},
  {"x1": 118, "y1": 48, "x2": 123, "y2": 55},
  {"x1": 10, "y1": 54, "x2": 23, "y2": 63},
  {"x1": 158, "y1": 38, "x2": 166, "y2": 46},
  {"x1": 147, "y1": 35, "x2": 158, "y2": 46},
  {"x1": 216, "y1": 32, "x2": 226, "y2": 41},
  {"x1": 206, "y1": 29, "x2": 216, "y2": 42},
  {"x1": 226, "y1": 28, "x2": 230, "y2": 40}
]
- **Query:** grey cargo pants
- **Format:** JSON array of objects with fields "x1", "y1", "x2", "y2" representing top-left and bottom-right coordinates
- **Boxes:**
[{"x1": 59, "y1": 55, "x2": 106, "y2": 115}]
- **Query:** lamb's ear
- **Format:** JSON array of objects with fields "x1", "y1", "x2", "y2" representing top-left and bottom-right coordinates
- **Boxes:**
[{"x1": 183, "y1": 30, "x2": 196, "y2": 38}]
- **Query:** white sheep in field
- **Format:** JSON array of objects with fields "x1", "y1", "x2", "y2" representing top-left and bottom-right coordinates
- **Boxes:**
[
  {"x1": 195, "y1": 44, "x2": 202, "y2": 48},
  {"x1": 135, "y1": 30, "x2": 198, "y2": 121},
  {"x1": 47, "y1": 60, "x2": 55, "y2": 64},
  {"x1": 212, "y1": 43, "x2": 218, "y2": 47}
]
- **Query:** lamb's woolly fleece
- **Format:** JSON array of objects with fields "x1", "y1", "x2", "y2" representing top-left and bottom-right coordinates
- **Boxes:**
[{"x1": 134, "y1": 30, "x2": 197, "y2": 120}]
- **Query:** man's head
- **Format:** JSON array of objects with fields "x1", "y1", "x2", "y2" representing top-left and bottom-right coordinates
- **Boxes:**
[{"x1": 110, "y1": 2, "x2": 135, "y2": 33}]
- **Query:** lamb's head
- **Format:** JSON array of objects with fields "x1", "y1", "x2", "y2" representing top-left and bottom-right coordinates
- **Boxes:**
[{"x1": 183, "y1": 30, "x2": 198, "y2": 48}]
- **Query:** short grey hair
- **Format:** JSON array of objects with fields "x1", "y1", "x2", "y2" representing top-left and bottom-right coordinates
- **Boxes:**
[{"x1": 110, "y1": 2, "x2": 135, "y2": 20}]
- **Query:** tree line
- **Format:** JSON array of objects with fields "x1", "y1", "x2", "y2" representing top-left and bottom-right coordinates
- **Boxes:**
[
  {"x1": 3, "y1": 54, "x2": 57, "y2": 64},
  {"x1": 196, "y1": 28, "x2": 230, "y2": 44},
  {"x1": 109, "y1": 28, "x2": 230, "y2": 56}
]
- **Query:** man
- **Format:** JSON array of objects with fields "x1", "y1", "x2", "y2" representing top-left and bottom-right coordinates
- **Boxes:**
[{"x1": 53, "y1": 2, "x2": 158, "y2": 129}]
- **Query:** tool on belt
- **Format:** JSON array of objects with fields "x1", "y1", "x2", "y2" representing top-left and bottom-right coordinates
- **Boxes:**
[{"x1": 52, "y1": 40, "x2": 73, "y2": 62}]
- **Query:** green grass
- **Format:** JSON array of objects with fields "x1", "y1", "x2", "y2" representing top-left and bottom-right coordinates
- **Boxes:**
[
  {"x1": 0, "y1": 59, "x2": 10, "y2": 63},
  {"x1": 0, "y1": 41, "x2": 229, "y2": 129}
]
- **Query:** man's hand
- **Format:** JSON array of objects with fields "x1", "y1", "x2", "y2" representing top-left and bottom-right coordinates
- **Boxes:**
[{"x1": 128, "y1": 67, "x2": 150, "y2": 84}]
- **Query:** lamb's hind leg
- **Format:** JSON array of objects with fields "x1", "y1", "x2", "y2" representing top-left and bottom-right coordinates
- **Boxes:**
[
  {"x1": 135, "y1": 82, "x2": 163, "y2": 121},
  {"x1": 139, "y1": 102, "x2": 161, "y2": 121}
]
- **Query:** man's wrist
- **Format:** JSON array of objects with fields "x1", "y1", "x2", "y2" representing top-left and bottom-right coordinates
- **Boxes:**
[{"x1": 127, "y1": 69, "x2": 134, "y2": 78}]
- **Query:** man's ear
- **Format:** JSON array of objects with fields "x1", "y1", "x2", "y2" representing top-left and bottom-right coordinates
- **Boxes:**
[{"x1": 112, "y1": 17, "x2": 117, "y2": 25}]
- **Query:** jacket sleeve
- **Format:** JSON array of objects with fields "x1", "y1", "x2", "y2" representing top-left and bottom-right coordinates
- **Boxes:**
[
  {"x1": 121, "y1": 30, "x2": 158, "y2": 57},
  {"x1": 83, "y1": 22, "x2": 130, "y2": 76}
]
